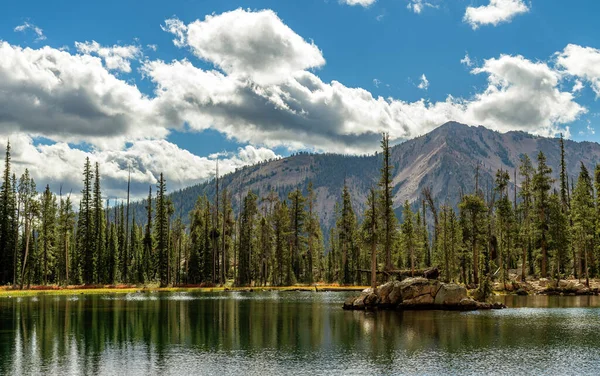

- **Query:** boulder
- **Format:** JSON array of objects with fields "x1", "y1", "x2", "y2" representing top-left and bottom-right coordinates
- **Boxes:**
[
  {"x1": 343, "y1": 296, "x2": 355, "y2": 310},
  {"x1": 398, "y1": 277, "x2": 441, "y2": 300},
  {"x1": 364, "y1": 293, "x2": 380, "y2": 307},
  {"x1": 401, "y1": 293, "x2": 435, "y2": 307},
  {"x1": 459, "y1": 298, "x2": 480, "y2": 310},
  {"x1": 434, "y1": 284, "x2": 467, "y2": 305},
  {"x1": 353, "y1": 294, "x2": 367, "y2": 310},
  {"x1": 343, "y1": 278, "x2": 502, "y2": 311},
  {"x1": 538, "y1": 278, "x2": 548, "y2": 288},
  {"x1": 377, "y1": 281, "x2": 400, "y2": 306}
]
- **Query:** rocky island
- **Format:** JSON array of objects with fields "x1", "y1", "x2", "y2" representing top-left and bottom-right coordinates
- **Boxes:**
[{"x1": 343, "y1": 277, "x2": 505, "y2": 311}]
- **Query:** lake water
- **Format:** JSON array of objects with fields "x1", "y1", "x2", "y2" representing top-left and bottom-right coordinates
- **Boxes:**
[{"x1": 1, "y1": 292, "x2": 600, "y2": 375}]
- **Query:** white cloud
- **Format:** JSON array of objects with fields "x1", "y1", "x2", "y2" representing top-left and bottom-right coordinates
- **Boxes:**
[
  {"x1": 164, "y1": 9, "x2": 325, "y2": 85},
  {"x1": 407, "y1": 0, "x2": 438, "y2": 14},
  {"x1": 573, "y1": 80, "x2": 584, "y2": 93},
  {"x1": 418, "y1": 74, "x2": 429, "y2": 90},
  {"x1": 75, "y1": 40, "x2": 141, "y2": 73},
  {"x1": 461, "y1": 53, "x2": 473, "y2": 67},
  {"x1": 340, "y1": 0, "x2": 376, "y2": 7},
  {"x1": 464, "y1": 0, "x2": 529, "y2": 29},
  {"x1": 147, "y1": 44, "x2": 158, "y2": 51},
  {"x1": 466, "y1": 54, "x2": 585, "y2": 134},
  {"x1": 0, "y1": 42, "x2": 165, "y2": 149},
  {"x1": 0, "y1": 136, "x2": 279, "y2": 200},
  {"x1": 14, "y1": 22, "x2": 46, "y2": 41},
  {"x1": 556, "y1": 44, "x2": 600, "y2": 96},
  {"x1": 373, "y1": 78, "x2": 381, "y2": 88}
]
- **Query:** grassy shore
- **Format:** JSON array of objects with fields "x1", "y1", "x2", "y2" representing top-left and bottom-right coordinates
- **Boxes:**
[{"x1": 0, "y1": 284, "x2": 369, "y2": 297}]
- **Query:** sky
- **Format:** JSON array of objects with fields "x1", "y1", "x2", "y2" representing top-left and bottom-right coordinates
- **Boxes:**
[{"x1": 1, "y1": 0, "x2": 600, "y2": 200}]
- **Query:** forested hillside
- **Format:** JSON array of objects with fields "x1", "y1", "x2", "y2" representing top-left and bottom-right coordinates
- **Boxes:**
[
  {"x1": 136, "y1": 121, "x2": 600, "y2": 229},
  {"x1": 3, "y1": 121, "x2": 600, "y2": 290}
]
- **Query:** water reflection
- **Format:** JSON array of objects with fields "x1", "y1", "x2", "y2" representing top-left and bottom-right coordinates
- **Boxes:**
[{"x1": 1, "y1": 293, "x2": 600, "y2": 375}]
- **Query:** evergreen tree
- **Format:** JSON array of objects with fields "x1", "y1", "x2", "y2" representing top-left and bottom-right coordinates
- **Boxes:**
[
  {"x1": 572, "y1": 163, "x2": 594, "y2": 286},
  {"x1": 459, "y1": 194, "x2": 487, "y2": 285},
  {"x1": 519, "y1": 154, "x2": 535, "y2": 280},
  {"x1": 378, "y1": 132, "x2": 396, "y2": 272},
  {"x1": 0, "y1": 142, "x2": 15, "y2": 284},
  {"x1": 402, "y1": 201, "x2": 416, "y2": 277},
  {"x1": 272, "y1": 200, "x2": 290, "y2": 286},
  {"x1": 533, "y1": 151, "x2": 553, "y2": 278},
  {"x1": 155, "y1": 173, "x2": 169, "y2": 286},
  {"x1": 77, "y1": 157, "x2": 95, "y2": 284},
  {"x1": 143, "y1": 186, "x2": 154, "y2": 282},
  {"x1": 93, "y1": 162, "x2": 106, "y2": 284},
  {"x1": 337, "y1": 185, "x2": 357, "y2": 284},
  {"x1": 288, "y1": 188, "x2": 306, "y2": 281},
  {"x1": 40, "y1": 185, "x2": 57, "y2": 284},
  {"x1": 18, "y1": 169, "x2": 38, "y2": 289},
  {"x1": 361, "y1": 187, "x2": 378, "y2": 289},
  {"x1": 238, "y1": 191, "x2": 258, "y2": 286}
]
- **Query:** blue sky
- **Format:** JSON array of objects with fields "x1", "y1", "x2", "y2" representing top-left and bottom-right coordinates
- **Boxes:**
[{"x1": 1, "y1": 0, "x2": 600, "y2": 198}]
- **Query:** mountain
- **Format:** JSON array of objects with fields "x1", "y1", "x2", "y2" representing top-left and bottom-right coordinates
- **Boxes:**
[{"x1": 132, "y1": 121, "x2": 600, "y2": 230}]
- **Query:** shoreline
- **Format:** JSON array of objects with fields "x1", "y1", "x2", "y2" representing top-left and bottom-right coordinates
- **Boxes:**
[{"x1": 0, "y1": 284, "x2": 369, "y2": 297}]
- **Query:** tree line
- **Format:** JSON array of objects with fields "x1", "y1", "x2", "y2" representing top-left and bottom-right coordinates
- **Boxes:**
[{"x1": 0, "y1": 133, "x2": 598, "y2": 289}]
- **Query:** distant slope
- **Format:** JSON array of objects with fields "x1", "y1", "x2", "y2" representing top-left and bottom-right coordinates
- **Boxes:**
[{"x1": 131, "y1": 122, "x2": 600, "y2": 231}]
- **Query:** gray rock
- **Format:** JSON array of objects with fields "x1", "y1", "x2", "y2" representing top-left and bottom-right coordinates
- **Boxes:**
[
  {"x1": 364, "y1": 293, "x2": 380, "y2": 307},
  {"x1": 434, "y1": 284, "x2": 467, "y2": 305},
  {"x1": 398, "y1": 277, "x2": 441, "y2": 300},
  {"x1": 401, "y1": 294, "x2": 435, "y2": 306}
]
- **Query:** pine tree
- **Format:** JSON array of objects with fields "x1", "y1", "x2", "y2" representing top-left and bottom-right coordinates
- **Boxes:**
[
  {"x1": 533, "y1": 151, "x2": 553, "y2": 278},
  {"x1": 572, "y1": 163, "x2": 594, "y2": 286},
  {"x1": 305, "y1": 182, "x2": 318, "y2": 284},
  {"x1": 143, "y1": 186, "x2": 154, "y2": 282},
  {"x1": 378, "y1": 132, "x2": 397, "y2": 272},
  {"x1": 288, "y1": 188, "x2": 306, "y2": 281},
  {"x1": 93, "y1": 162, "x2": 106, "y2": 284},
  {"x1": 273, "y1": 200, "x2": 290, "y2": 286},
  {"x1": 238, "y1": 191, "x2": 258, "y2": 286},
  {"x1": 40, "y1": 185, "x2": 57, "y2": 284},
  {"x1": 519, "y1": 154, "x2": 535, "y2": 280},
  {"x1": 0, "y1": 142, "x2": 15, "y2": 284},
  {"x1": 402, "y1": 201, "x2": 416, "y2": 277},
  {"x1": 337, "y1": 185, "x2": 357, "y2": 284},
  {"x1": 18, "y1": 169, "x2": 38, "y2": 289},
  {"x1": 459, "y1": 194, "x2": 487, "y2": 286},
  {"x1": 361, "y1": 187, "x2": 378, "y2": 289},
  {"x1": 58, "y1": 193, "x2": 75, "y2": 285},
  {"x1": 155, "y1": 173, "x2": 169, "y2": 286},
  {"x1": 188, "y1": 196, "x2": 206, "y2": 284},
  {"x1": 78, "y1": 157, "x2": 95, "y2": 284}
]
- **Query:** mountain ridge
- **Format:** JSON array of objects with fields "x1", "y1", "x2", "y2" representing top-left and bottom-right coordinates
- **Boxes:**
[{"x1": 132, "y1": 121, "x2": 600, "y2": 231}]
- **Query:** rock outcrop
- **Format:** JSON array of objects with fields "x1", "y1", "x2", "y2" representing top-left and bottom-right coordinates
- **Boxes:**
[{"x1": 343, "y1": 278, "x2": 505, "y2": 311}]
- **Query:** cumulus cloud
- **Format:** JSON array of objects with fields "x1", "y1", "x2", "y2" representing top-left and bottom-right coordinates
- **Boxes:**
[
  {"x1": 418, "y1": 74, "x2": 429, "y2": 90},
  {"x1": 0, "y1": 136, "x2": 279, "y2": 200},
  {"x1": 556, "y1": 44, "x2": 600, "y2": 96},
  {"x1": 407, "y1": 0, "x2": 438, "y2": 14},
  {"x1": 466, "y1": 54, "x2": 585, "y2": 134},
  {"x1": 164, "y1": 9, "x2": 325, "y2": 85},
  {"x1": 339, "y1": 0, "x2": 376, "y2": 7},
  {"x1": 464, "y1": 0, "x2": 529, "y2": 29},
  {"x1": 14, "y1": 22, "x2": 46, "y2": 41},
  {"x1": 75, "y1": 40, "x2": 141, "y2": 72},
  {"x1": 0, "y1": 42, "x2": 165, "y2": 149}
]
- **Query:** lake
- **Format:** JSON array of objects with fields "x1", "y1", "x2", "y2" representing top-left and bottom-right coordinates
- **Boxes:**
[{"x1": 1, "y1": 292, "x2": 600, "y2": 375}]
